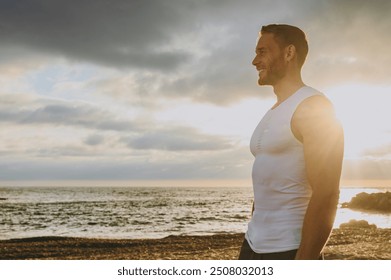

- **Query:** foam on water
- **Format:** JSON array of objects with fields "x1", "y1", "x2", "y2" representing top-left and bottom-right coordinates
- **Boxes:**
[{"x1": 0, "y1": 186, "x2": 390, "y2": 240}]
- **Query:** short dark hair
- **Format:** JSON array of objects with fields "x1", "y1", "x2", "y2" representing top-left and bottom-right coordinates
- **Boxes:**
[{"x1": 261, "y1": 24, "x2": 309, "y2": 68}]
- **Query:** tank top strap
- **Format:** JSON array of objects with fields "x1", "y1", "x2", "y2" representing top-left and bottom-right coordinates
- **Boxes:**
[{"x1": 277, "y1": 86, "x2": 324, "y2": 119}]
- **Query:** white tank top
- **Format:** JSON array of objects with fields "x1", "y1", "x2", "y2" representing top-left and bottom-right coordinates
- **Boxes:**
[{"x1": 245, "y1": 86, "x2": 323, "y2": 253}]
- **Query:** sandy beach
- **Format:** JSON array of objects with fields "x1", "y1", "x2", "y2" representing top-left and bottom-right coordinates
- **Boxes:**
[{"x1": 1, "y1": 228, "x2": 390, "y2": 260}]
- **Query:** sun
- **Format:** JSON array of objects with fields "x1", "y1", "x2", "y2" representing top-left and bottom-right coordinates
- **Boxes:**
[{"x1": 327, "y1": 83, "x2": 391, "y2": 160}]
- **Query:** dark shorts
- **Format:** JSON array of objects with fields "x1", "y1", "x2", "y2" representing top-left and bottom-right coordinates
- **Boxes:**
[{"x1": 238, "y1": 238, "x2": 324, "y2": 260}]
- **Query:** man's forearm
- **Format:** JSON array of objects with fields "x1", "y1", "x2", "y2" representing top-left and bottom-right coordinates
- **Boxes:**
[{"x1": 295, "y1": 191, "x2": 339, "y2": 260}]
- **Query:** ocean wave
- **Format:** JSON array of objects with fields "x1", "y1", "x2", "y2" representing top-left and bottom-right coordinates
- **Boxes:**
[
  {"x1": 173, "y1": 216, "x2": 193, "y2": 222},
  {"x1": 131, "y1": 220, "x2": 152, "y2": 225},
  {"x1": 4, "y1": 186, "x2": 389, "y2": 240},
  {"x1": 230, "y1": 214, "x2": 249, "y2": 220},
  {"x1": 199, "y1": 217, "x2": 222, "y2": 221}
]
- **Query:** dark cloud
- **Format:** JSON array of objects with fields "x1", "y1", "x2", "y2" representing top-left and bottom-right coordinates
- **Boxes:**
[
  {"x1": 29, "y1": 145, "x2": 98, "y2": 159},
  {"x1": 0, "y1": 102, "x2": 139, "y2": 132},
  {"x1": 303, "y1": 0, "x2": 391, "y2": 86},
  {"x1": 123, "y1": 128, "x2": 234, "y2": 151},
  {"x1": 0, "y1": 0, "x2": 311, "y2": 104},
  {"x1": 98, "y1": 1, "x2": 391, "y2": 103},
  {"x1": 0, "y1": 0, "x2": 193, "y2": 71},
  {"x1": 84, "y1": 134, "x2": 105, "y2": 146},
  {"x1": 0, "y1": 94, "x2": 236, "y2": 153},
  {"x1": 3, "y1": 0, "x2": 391, "y2": 105},
  {"x1": 159, "y1": 46, "x2": 265, "y2": 104}
]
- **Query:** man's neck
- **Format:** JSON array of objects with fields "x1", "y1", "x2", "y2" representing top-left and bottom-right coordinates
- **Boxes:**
[{"x1": 273, "y1": 74, "x2": 305, "y2": 105}]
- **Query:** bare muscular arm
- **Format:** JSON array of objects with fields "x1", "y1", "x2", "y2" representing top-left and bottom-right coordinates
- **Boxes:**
[{"x1": 292, "y1": 95, "x2": 344, "y2": 260}]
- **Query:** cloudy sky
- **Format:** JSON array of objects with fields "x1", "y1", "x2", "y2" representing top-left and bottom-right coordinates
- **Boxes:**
[{"x1": 1, "y1": 0, "x2": 391, "y2": 186}]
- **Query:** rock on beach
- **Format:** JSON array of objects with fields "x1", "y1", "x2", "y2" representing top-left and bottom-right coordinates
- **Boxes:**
[
  {"x1": 339, "y1": 219, "x2": 377, "y2": 229},
  {"x1": 341, "y1": 191, "x2": 391, "y2": 213}
]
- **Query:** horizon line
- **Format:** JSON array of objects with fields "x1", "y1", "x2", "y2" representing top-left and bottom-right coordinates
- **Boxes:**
[{"x1": 0, "y1": 179, "x2": 390, "y2": 188}]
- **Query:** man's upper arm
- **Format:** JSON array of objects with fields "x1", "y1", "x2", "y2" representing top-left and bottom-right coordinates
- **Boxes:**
[{"x1": 292, "y1": 95, "x2": 344, "y2": 195}]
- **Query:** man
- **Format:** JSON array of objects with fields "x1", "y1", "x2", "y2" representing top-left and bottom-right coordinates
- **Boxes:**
[{"x1": 239, "y1": 24, "x2": 344, "y2": 260}]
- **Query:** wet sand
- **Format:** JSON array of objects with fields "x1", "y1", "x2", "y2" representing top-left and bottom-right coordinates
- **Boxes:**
[{"x1": 1, "y1": 228, "x2": 390, "y2": 260}]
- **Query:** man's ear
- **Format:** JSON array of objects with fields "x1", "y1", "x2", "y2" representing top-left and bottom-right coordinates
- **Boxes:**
[{"x1": 285, "y1": 44, "x2": 296, "y2": 62}]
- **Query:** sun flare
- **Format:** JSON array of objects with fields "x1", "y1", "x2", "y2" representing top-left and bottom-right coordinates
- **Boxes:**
[{"x1": 327, "y1": 84, "x2": 391, "y2": 160}]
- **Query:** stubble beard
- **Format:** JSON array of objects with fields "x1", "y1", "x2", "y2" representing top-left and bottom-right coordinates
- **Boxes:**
[
  {"x1": 258, "y1": 58, "x2": 286, "y2": 86},
  {"x1": 258, "y1": 70, "x2": 284, "y2": 86}
]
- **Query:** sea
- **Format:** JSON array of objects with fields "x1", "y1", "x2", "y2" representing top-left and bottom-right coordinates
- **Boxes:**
[{"x1": 1, "y1": 186, "x2": 390, "y2": 240}]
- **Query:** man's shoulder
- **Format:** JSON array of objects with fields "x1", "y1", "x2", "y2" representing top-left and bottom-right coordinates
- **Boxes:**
[
  {"x1": 295, "y1": 93, "x2": 335, "y2": 120},
  {"x1": 292, "y1": 93, "x2": 341, "y2": 141}
]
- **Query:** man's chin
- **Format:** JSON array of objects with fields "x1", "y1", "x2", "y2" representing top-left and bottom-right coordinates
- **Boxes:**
[
  {"x1": 258, "y1": 75, "x2": 279, "y2": 86},
  {"x1": 258, "y1": 78, "x2": 269, "y2": 86}
]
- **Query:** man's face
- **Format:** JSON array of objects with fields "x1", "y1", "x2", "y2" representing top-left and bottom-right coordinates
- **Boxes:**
[{"x1": 252, "y1": 33, "x2": 286, "y2": 86}]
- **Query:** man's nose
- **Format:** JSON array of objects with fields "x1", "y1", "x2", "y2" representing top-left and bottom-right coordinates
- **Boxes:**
[{"x1": 252, "y1": 55, "x2": 259, "y2": 66}]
